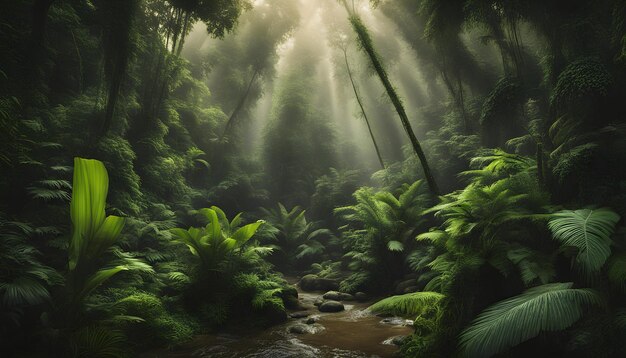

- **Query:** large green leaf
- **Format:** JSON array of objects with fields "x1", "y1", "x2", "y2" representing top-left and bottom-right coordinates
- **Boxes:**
[
  {"x1": 69, "y1": 158, "x2": 109, "y2": 269},
  {"x1": 459, "y1": 282, "x2": 603, "y2": 357},
  {"x1": 69, "y1": 158, "x2": 126, "y2": 270},
  {"x1": 231, "y1": 221, "x2": 264, "y2": 246},
  {"x1": 548, "y1": 208, "x2": 620, "y2": 275},
  {"x1": 78, "y1": 266, "x2": 128, "y2": 301}
]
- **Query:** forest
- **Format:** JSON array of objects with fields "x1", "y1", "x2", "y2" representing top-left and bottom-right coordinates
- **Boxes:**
[{"x1": 1, "y1": 0, "x2": 625, "y2": 357}]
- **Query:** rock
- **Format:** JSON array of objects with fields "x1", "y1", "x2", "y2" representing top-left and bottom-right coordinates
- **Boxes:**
[
  {"x1": 322, "y1": 291, "x2": 355, "y2": 301},
  {"x1": 391, "y1": 335, "x2": 409, "y2": 346},
  {"x1": 319, "y1": 300, "x2": 344, "y2": 313},
  {"x1": 279, "y1": 286, "x2": 300, "y2": 309},
  {"x1": 289, "y1": 311, "x2": 309, "y2": 319},
  {"x1": 261, "y1": 304, "x2": 288, "y2": 324},
  {"x1": 289, "y1": 323, "x2": 310, "y2": 334},
  {"x1": 383, "y1": 335, "x2": 409, "y2": 346},
  {"x1": 380, "y1": 317, "x2": 414, "y2": 326},
  {"x1": 306, "y1": 315, "x2": 320, "y2": 324},
  {"x1": 288, "y1": 323, "x2": 325, "y2": 334},
  {"x1": 354, "y1": 292, "x2": 368, "y2": 302},
  {"x1": 403, "y1": 286, "x2": 419, "y2": 293},
  {"x1": 313, "y1": 296, "x2": 324, "y2": 307},
  {"x1": 395, "y1": 279, "x2": 416, "y2": 294},
  {"x1": 299, "y1": 274, "x2": 339, "y2": 292}
]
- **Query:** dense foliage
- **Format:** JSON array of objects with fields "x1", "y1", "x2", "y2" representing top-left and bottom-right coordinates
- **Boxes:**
[{"x1": 0, "y1": 0, "x2": 625, "y2": 357}]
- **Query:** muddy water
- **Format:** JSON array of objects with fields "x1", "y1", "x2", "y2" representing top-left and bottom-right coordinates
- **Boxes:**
[{"x1": 142, "y1": 290, "x2": 413, "y2": 358}]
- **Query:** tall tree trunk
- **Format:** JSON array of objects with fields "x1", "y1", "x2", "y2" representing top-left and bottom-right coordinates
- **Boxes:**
[
  {"x1": 99, "y1": 0, "x2": 139, "y2": 136},
  {"x1": 222, "y1": 68, "x2": 259, "y2": 139},
  {"x1": 341, "y1": 4, "x2": 439, "y2": 195},
  {"x1": 342, "y1": 47, "x2": 385, "y2": 169}
]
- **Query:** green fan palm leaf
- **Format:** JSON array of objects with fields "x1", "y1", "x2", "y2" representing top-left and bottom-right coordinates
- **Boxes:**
[
  {"x1": 459, "y1": 282, "x2": 603, "y2": 357},
  {"x1": 548, "y1": 208, "x2": 620, "y2": 275}
]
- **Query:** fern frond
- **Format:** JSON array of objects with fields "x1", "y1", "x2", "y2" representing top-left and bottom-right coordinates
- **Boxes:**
[{"x1": 369, "y1": 292, "x2": 444, "y2": 318}]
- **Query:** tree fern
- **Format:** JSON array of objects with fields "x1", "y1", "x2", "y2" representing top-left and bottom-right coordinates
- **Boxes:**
[
  {"x1": 369, "y1": 292, "x2": 444, "y2": 318},
  {"x1": 459, "y1": 282, "x2": 603, "y2": 357},
  {"x1": 548, "y1": 208, "x2": 620, "y2": 275}
]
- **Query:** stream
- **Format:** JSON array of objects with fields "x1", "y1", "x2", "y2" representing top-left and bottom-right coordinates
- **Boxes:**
[{"x1": 142, "y1": 286, "x2": 413, "y2": 358}]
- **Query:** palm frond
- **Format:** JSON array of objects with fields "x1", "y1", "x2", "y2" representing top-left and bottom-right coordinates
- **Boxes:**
[
  {"x1": 459, "y1": 282, "x2": 604, "y2": 357},
  {"x1": 548, "y1": 208, "x2": 620, "y2": 275}
]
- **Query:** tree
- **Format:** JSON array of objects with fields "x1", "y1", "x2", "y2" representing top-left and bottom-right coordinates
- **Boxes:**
[
  {"x1": 332, "y1": 33, "x2": 386, "y2": 169},
  {"x1": 339, "y1": 1, "x2": 439, "y2": 195}
]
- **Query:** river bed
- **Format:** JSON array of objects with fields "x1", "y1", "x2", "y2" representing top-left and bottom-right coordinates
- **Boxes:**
[{"x1": 141, "y1": 289, "x2": 413, "y2": 357}]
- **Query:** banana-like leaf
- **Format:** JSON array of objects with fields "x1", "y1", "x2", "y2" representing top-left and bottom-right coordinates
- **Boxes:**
[
  {"x1": 232, "y1": 221, "x2": 264, "y2": 245},
  {"x1": 79, "y1": 266, "x2": 128, "y2": 300},
  {"x1": 69, "y1": 158, "x2": 126, "y2": 270},
  {"x1": 230, "y1": 212, "x2": 243, "y2": 230},
  {"x1": 204, "y1": 209, "x2": 221, "y2": 241},
  {"x1": 91, "y1": 216, "x2": 125, "y2": 258},
  {"x1": 548, "y1": 208, "x2": 620, "y2": 275},
  {"x1": 459, "y1": 282, "x2": 603, "y2": 357},
  {"x1": 69, "y1": 158, "x2": 109, "y2": 269}
]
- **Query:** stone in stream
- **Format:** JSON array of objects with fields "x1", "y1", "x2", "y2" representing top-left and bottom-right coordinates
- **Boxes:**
[
  {"x1": 299, "y1": 274, "x2": 339, "y2": 292},
  {"x1": 380, "y1": 317, "x2": 413, "y2": 326},
  {"x1": 354, "y1": 292, "x2": 368, "y2": 301},
  {"x1": 279, "y1": 286, "x2": 300, "y2": 309},
  {"x1": 313, "y1": 296, "x2": 324, "y2": 307},
  {"x1": 288, "y1": 323, "x2": 325, "y2": 334},
  {"x1": 322, "y1": 291, "x2": 354, "y2": 301},
  {"x1": 383, "y1": 335, "x2": 409, "y2": 346},
  {"x1": 306, "y1": 315, "x2": 320, "y2": 324},
  {"x1": 289, "y1": 311, "x2": 310, "y2": 319},
  {"x1": 318, "y1": 300, "x2": 345, "y2": 312}
]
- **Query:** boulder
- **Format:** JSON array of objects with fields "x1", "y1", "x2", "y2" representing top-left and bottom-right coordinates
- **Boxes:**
[
  {"x1": 383, "y1": 335, "x2": 409, "y2": 346},
  {"x1": 322, "y1": 291, "x2": 355, "y2": 301},
  {"x1": 289, "y1": 311, "x2": 310, "y2": 319},
  {"x1": 288, "y1": 323, "x2": 325, "y2": 334},
  {"x1": 306, "y1": 315, "x2": 320, "y2": 324},
  {"x1": 313, "y1": 296, "x2": 324, "y2": 307},
  {"x1": 391, "y1": 335, "x2": 409, "y2": 346},
  {"x1": 289, "y1": 323, "x2": 310, "y2": 334},
  {"x1": 299, "y1": 274, "x2": 339, "y2": 292},
  {"x1": 279, "y1": 286, "x2": 300, "y2": 309},
  {"x1": 380, "y1": 317, "x2": 414, "y2": 326},
  {"x1": 403, "y1": 286, "x2": 419, "y2": 294},
  {"x1": 318, "y1": 300, "x2": 344, "y2": 313},
  {"x1": 354, "y1": 292, "x2": 368, "y2": 302}
]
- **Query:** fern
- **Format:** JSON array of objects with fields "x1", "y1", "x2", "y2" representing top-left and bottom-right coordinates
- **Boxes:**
[
  {"x1": 548, "y1": 208, "x2": 620, "y2": 275},
  {"x1": 369, "y1": 292, "x2": 444, "y2": 318},
  {"x1": 459, "y1": 282, "x2": 604, "y2": 358}
]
